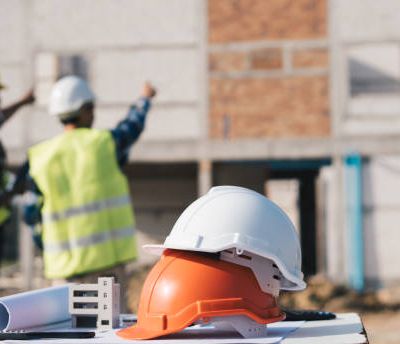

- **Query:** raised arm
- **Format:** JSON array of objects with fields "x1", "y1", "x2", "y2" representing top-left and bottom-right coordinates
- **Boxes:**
[
  {"x1": 111, "y1": 83, "x2": 156, "y2": 166},
  {"x1": 0, "y1": 89, "x2": 35, "y2": 128}
]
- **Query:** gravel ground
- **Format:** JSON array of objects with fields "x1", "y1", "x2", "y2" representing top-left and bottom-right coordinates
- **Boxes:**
[{"x1": 362, "y1": 311, "x2": 400, "y2": 344}]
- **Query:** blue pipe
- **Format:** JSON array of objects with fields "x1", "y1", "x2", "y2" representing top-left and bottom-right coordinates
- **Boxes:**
[{"x1": 344, "y1": 153, "x2": 364, "y2": 292}]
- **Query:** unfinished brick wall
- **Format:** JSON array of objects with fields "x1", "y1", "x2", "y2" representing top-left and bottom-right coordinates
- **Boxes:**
[
  {"x1": 208, "y1": 0, "x2": 330, "y2": 139},
  {"x1": 209, "y1": 0, "x2": 327, "y2": 43}
]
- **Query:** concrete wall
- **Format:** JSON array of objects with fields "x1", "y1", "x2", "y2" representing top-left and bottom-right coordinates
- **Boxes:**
[
  {"x1": 0, "y1": 0, "x2": 32, "y2": 157},
  {"x1": 331, "y1": 0, "x2": 400, "y2": 136},
  {"x1": 330, "y1": 0, "x2": 400, "y2": 288},
  {"x1": 0, "y1": 0, "x2": 206, "y2": 164}
]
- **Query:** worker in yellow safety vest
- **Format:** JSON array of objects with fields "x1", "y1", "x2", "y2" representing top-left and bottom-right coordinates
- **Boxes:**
[
  {"x1": 17, "y1": 76, "x2": 155, "y2": 311},
  {"x1": 0, "y1": 75, "x2": 34, "y2": 265}
]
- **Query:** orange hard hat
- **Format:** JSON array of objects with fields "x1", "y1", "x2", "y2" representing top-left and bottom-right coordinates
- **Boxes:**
[{"x1": 118, "y1": 249, "x2": 284, "y2": 340}]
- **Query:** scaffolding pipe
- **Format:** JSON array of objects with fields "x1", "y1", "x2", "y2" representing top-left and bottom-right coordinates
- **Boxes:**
[{"x1": 344, "y1": 153, "x2": 364, "y2": 292}]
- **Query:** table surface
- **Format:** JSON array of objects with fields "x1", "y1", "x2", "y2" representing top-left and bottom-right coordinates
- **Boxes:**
[{"x1": 1, "y1": 313, "x2": 368, "y2": 344}]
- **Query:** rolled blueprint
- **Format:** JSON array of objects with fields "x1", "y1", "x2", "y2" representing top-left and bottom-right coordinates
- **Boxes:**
[{"x1": 0, "y1": 285, "x2": 70, "y2": 331}]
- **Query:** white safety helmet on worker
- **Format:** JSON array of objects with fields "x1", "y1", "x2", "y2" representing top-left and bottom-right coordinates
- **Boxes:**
[
  {"x1": 144, "y1": 185, "x2": 306, "y2": 291},
  {"x1": 48, "y1": 75, "x2": 95, "y2": 118}
]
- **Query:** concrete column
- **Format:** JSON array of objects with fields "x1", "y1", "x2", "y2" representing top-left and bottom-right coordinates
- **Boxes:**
[
  {"x1": 197, "y1": 159, "x2": 212, "y2": 196},
  {"x1": 333, "y1": 155, "x2": 347, "y2": 284},
  {"x1": 18, "y1": 204, "x2": 34, "y2": 290},
  {"x1": 329, "y1": 0, "x2": 347, "y2": 285},
  {"x1": 197, "y1": 0, "x2": 211, "y2": 199}
]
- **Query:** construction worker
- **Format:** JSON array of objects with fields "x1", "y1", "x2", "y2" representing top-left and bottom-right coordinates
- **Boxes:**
[
  {"x1": 0, "y1": 76, "x2": 35, "y2": 265},
  {"x1": 21, "y1": 75, "x2": 155, "y2": 311}
]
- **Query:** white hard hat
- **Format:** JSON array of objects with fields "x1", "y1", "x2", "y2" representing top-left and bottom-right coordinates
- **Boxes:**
[
  {"x1": 48, "y1": 75, "x2": 95, "y2": 117},
  {"x1": 144, "y1": 186, "x2": 306, "y2": 291}
]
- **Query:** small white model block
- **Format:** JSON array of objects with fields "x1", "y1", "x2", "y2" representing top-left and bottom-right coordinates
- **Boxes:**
[{"x1": 69, "y1": 277, "x2": 120, "y2": 330}]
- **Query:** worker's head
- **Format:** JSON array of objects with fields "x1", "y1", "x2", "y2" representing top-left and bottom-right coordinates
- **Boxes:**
[{"x1": 49, "y1": 75, "x2": 95, "y2": 128}]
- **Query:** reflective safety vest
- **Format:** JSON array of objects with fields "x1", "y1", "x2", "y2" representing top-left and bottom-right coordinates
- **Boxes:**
[
  {"x1": 0, "y1": 170, "x2": 11, "y2": 224},
  {"x1": 0, "y1": 206, "x2": 10, "y2": 225},
  {"x1": 28, "y1": 128, "x2": 137, "y2": 279}
]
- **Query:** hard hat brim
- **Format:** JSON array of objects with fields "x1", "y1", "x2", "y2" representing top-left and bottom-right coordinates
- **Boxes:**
[
  {"x1": 118, "y1": 310, "x2": 285, "y2": 340},
  {"x1": 118, "y1": 325, "x2": 171, "y2": 340},
  {"x1": 142, "y1": 244, "x2": 164, "y2": 255}
]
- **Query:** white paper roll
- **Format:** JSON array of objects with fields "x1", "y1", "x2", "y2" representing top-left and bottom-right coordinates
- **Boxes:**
[{"x1": 0, "y1": 285, "x2": 70, "y2": 331}]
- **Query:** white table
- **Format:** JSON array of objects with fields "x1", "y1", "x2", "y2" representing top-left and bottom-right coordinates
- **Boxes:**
[{"x1": 1, "y1": 313, "x2": 368, "y2": 344}]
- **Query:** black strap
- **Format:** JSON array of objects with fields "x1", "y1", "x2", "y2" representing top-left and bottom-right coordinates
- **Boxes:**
[
  {"x1": 0, "y1": 331, "x2": 95, "y2": 340},
  {"x1": 283, "y1": 309, "x2": 336, "y2": 321}
]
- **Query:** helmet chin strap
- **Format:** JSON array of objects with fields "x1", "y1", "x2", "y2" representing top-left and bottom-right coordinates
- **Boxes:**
[
  {"x1": 220, "y1": 249, "x2": 281, "y2": 297},
  {"x1": 197, "y1": 316, "x2": 268, "y2": 338}
]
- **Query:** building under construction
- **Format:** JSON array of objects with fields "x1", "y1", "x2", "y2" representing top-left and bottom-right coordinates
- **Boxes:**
[{"x1": 1, "y1": 0, "x2": 400, "y2": 291}]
